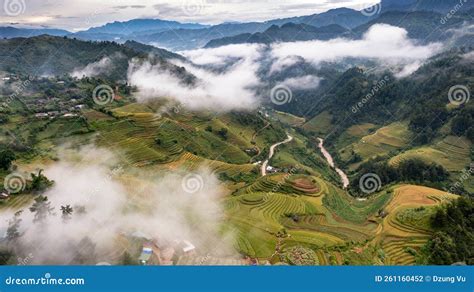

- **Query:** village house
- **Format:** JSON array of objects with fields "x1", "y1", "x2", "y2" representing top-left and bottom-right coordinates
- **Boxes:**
[
  {"x1": 138, "y1": 243, "x2": 159, "y2": 265},
  {"x1": 34, "y1": 113, "x2": 49, "y2": 119},
  {"x1": 266, "y1": 165, "x2": 279, "y2": 174},
  {"x1": 180, "y1": 240, "x2": 196, "y2": 255},
  {"x1": 0, "y1": 192, "x2": 9, "y2": 200}
]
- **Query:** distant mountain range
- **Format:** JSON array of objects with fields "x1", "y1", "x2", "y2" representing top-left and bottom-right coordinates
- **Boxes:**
[
  {"x1": 0, "y1": 0, "x2": 473, "y2": 51},
  {"x1": 0, "y1": 7, "x2": 372, "y2": 50},
  {"x1": 205, "y1": 23, "x2": 351, "y2": 48},
  {"x1": 206, "y1": 9, "x2": 473, "y2": 48},
  {"x1": 81, "y1": 18, "x2": 207, "y2": 35},
  {"x1": 0, "y1": 26, "x2": 69, "y2": 38}
]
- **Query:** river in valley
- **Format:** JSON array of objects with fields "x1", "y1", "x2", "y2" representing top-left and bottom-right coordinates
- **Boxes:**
[{"x1": 317, "y1": 138, "x2": 349, "y2": 189}]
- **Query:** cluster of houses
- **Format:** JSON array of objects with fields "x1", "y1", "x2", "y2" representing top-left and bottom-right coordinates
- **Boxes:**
[
  {"x1": 126, "y1": 231, "x2": 258, "y2": 266},
  {"x1": 1, "y1": 74, "x2": 19, "y2": 82},
  {"x1": 129, "y1": 231, "x2": 196, "y2": 266},
  {"x1": 34, "y1": 104, "x2": 86, "y2": 119},
  {"x1": 0, "y1": 74, "x2": 88, "y2": 119}
]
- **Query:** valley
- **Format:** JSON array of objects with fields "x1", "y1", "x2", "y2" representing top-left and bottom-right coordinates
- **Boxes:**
[
  {"x1": 317, "y1": 138, "x2": 350, "y2": 189},
  {"x1": 0, "y1": 0, "x2": 472, "y2": 267}
]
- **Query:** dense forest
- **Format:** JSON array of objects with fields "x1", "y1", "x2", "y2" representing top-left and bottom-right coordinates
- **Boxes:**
[{"x1": 418, "y1": 197, "x2": 474, "y2": 265}]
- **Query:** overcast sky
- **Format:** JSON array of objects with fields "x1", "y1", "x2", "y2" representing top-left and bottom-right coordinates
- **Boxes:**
[{"x1": 0, "y1": 0, "x2": 379, "y2": 31}]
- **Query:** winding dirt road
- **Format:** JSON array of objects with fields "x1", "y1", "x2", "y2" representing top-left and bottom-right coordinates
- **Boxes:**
[{"x1": 261, "y1": 134, "x2": 293, "y2": 176}]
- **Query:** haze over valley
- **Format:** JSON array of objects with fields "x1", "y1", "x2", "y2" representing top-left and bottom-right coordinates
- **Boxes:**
[{"x1": 0, "y1": 0, "x2": 472, "y2": 266}]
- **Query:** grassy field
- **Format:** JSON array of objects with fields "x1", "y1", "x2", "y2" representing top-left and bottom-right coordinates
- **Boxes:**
[
  {"x1": 340, "y1": 122, "x2": 411, "y2": 163},
  {"x1": 271, "y1": 111, "x2": 306, "y2": 127},
  {"x1": 389, "y1": 136, "x2": 472, "y2": 172},
  {"x1": 302, "y1": 111, "x2": 333, "y2": 135},
  {"x1": 335, "y1": 123, "x2": 377, "y2": 151}
]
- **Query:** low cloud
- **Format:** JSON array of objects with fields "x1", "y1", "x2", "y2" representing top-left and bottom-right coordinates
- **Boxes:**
[
  {"x1": 2, "y1": 146, "x2": 235, "y2": 265},
  {"x1": 462, "y1": 51, "x2": 474, "y2": 62},
  {"x1": 180, "y1": 44, "x2": 264, "y2": 66},
  {"x1": 128, "y1": 44, "x2": 264, "y2": 112},
  {"x1": 281, "y1": 75, "x2": 321, "y2": 90},
  {"x1": 71, "y1": 53, "x2": 124, "y2": 78},
  {"x1": 128, "y1": 24, "x2": 443, "y2": 112},
  {"x1": 270, "y1": 24, "x2": 443, "y2": 77}
]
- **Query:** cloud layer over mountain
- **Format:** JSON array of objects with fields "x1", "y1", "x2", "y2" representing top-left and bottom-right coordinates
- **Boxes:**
[
  {"x1": 128, "y1": 44, "x2": 264, "y2": 112},
  {"x1": 270, "y1": 24, "x2": 443, "y2": 76},
  {"x1": 127, "y1": 24, "x2": 443, "y2": 112}
]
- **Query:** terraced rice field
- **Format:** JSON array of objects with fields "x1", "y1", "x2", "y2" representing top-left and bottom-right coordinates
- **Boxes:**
[
  {"x1": 226, "y1": 190, "x2": 334, "y2": 257},
  {"x1": 166, "y1": 152, "x2": 256, "y2": 178},
  {"x1": 389, "y1": 136, "x2": 471, "y2": 171},
  {"x1": 346, "y1": 122, "x2": 412, "y2": 162},
  {"x1": 382, "y1": 237, "x2": 427, "y2": 265},
  {"x1": 336, "y1": 123, "x2": 377, "y2": 152},
  {"x1": 323, "y1": 185, "x2": 391, "y2": 224},
  {"x1": 95, "y1": 117, "x2": 172, "y2": 166},
  {"x1": 302, "y1": 111, "x2": 333, "y2": 135},
  {"x1": 0, "y1": 194, "x2": 33, "y2": 212},
  {"x1": 376, "y1": 185, "x2": 458, "y2": 265},
  {"x1": 239, "y1": 174, "x2": 325, "y2": 196},
  {"x1": 226, "y1": 177, "x2": 382, "y2": 259}
]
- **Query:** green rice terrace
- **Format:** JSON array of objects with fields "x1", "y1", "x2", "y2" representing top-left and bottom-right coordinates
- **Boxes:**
[{"x1": 0, "y1": 77, "x2": 471, "y2": 266}]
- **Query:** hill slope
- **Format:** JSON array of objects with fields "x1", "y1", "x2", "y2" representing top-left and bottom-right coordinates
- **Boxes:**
[{"x1": 0, "y1": 36, "x2": 190, "y2": 80}]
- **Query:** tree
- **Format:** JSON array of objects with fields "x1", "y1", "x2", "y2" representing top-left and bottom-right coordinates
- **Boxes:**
[
  {"x1": 29, "y1": 195, "x2": 54, "y2": 223},
  {"x1": 0, "y1": 114, "x2": 8, "y2": 124},
  {"x1": 425, "y1": 232, "x2": 458, "y2": 265},
  {"x1": 6, "y1": 210, "x2": 23, "y2": 241},
  {"x1": 60, "y1": 205, "x2": 73, "y2": 222},
  {"x1": 217, "y1": 128, "x2": 228, "y2": 140},
  {"x1": 420, "y1": 197, "x2": 474, "y2": 265},
  {"x1": 30, "y1": 170, "x2": 53, "y2": 192},
  {"x1": 0, "y1": 148, "x2": 15, "y2": 170}
]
